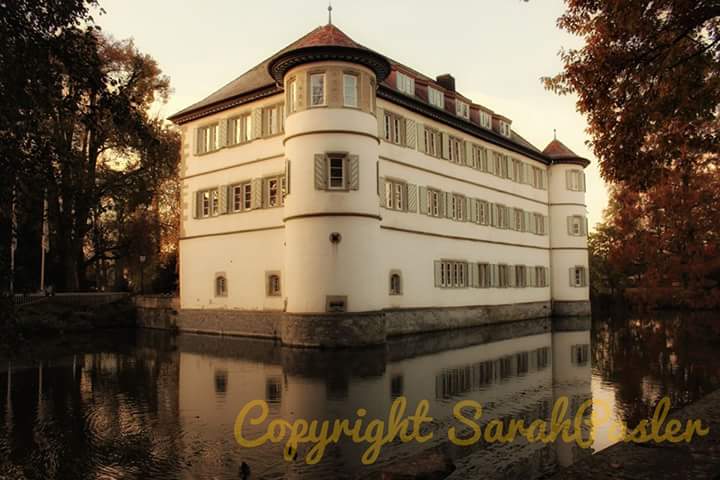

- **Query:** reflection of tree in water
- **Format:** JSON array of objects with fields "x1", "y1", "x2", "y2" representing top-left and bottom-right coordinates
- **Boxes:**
[
  {"x1": 0, "y1": 330, "x2": 184, "y2": 479},
  {"x1": 592, "y1": 311, "x2": 720, "y2": 428}
]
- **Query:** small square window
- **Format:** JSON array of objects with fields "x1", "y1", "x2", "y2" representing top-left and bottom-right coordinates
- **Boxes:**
[
  {"x1": 266, "y1": 272, "x2": 281, "y2": 297},
  {"x1": 326, "y1": 295, "x2": 347, "y2": 313}
]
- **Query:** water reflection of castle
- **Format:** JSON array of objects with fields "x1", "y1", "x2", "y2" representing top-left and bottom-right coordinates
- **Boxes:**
[{"x1": 176, "y1": 318, "x2": 592, "y2": 479}]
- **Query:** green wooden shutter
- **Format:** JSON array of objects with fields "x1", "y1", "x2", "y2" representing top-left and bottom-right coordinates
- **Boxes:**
[
  {"x1": 581, "y1": 267, "x2": 588, "y2": 287},
  {"x1": 469, "y1": 263, "x2": 479, "y2": 288},
  {"x1": 194, "y1": 129, "x2": 202, "y2": 155},
  {"x1": 441, "y1": 132, "x2": 450, "y2": 160},
  {"x1": 251, "y1": 178, "x2": 263, "y2": 209},
  {"x1": 468, "y1": 198, "x2": 477, "y2": 223},
  {"x1": 569, "y1": 267, "x2": 575, "y2": 287},
  {"x1": 465, "y1": 142, "x2": 474, "y2": 167},
  {"x1": 419, "y1": 186, "x2": 428, "y2": 214},
  {"x1": 491, "y1": 264, "x2": 498, "y2": 287},
  {"x1": 584, "y1": 217, "x2": 589, "y2": 235},
  {"x1": 405, "y1": 118, "x2": 416, "y2": 148},
  {"x1": 434, "y1": 260, "x2": 442, "y2": 287},
  {"x1": 219, "y1": 185, "x2": 228, "y2": 214},
  {"x1": 376, "y1": 107, "x2": 385, "y2": 138},
  {"x1": 252, "y1": 108, "x2": 262, "y2": 139},
  {"x1": 314, "y1": 154, "x2": 327, "y2": 190},
  {"x1": 444, "y1": 192, "x2": 452, "y2": 218},
  {"x1": 348, "y1": 155, "x2": 360, "y2": 190},
  {"x1": 191, "y1": 191, "x2": 198, "y2": 219},
  {"x1": 406, "y1": 184, "x2": 418, "y2": 213},
  {"x1": 218, "y1": 120, "x2": 228, "y2": 149},
  {"x1": 378, "y1": 177, "x2": 386, "y2": 206},
  {"x1": 581, "y1": 172, "x2": 586, "y2": 192},
  {"x1": 416, "y1": 123, "x2": 426, "y2": 153},
  {"x1": 566, "y1": 170, "x2": 573, "y2": 190},
  {"x1": 285, "y1": 160, "x2": 291, "y2": 195}
]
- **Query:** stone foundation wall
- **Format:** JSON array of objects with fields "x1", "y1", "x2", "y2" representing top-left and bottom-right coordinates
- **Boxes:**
[
  {"x1": 552, "y1": 300, "x2": 592, "y2": 317},
  {"x1": 136, "y1": 298, "x2": 568, "y2": 347}
]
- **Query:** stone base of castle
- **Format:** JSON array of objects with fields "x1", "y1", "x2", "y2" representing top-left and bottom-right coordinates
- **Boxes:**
[{"x1": 135, "y1": 297, "x2": 591, "y2": 347}]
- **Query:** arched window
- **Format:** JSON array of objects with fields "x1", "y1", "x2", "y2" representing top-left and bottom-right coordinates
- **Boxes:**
[
  {"x1": 389, "y1": 271, "x2": 402, "y2": 296},
  {"x1": 267, "y1": 273, "x2": 281, "y2": 297},
  {"x1": 215, "y1": 274, "x2": 227, "y2": 297}
]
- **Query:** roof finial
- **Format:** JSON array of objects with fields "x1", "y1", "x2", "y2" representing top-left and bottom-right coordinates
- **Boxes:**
[
  {"x1": 553, "y1": 128, "x2": 557, "y2": 140},
  {"x1": 328, "y1": 0, "x2": 333, "y2": 24}
]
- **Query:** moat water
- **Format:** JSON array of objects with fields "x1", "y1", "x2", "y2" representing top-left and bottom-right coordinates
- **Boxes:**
[{"x1": 1, "y1": 312, "x2": 719, "y2": 479}]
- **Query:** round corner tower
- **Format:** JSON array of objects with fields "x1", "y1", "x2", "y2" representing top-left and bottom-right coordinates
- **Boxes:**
[
  {"x1": 544, "y1": 139, "x2": 591, "y2": 317},
  {"x1": 268, "y1": 24, "x2": 391, "y2": 342}
]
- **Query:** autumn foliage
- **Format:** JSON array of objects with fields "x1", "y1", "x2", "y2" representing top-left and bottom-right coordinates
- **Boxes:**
[{"x1": 547, "y1": 1, "x2": 720, "y2": 308}]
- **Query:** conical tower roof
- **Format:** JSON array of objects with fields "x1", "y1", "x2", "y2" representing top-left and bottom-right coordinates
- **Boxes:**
[{"x1": 543, "y1": 139, "x2": 590, "y2": 167}]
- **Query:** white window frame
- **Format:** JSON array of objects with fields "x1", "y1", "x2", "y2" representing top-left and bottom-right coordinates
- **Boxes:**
[
  {"x1": 197, "y1": 123, "x2": 219, "y2": 154},
  {"x1": 343, "y1": 73, "x2": 358, "y2": 107},
  {"x1": 427, "y1": 188, "x2": 442, "y2": 217},
  {"x1": 310, "y1": 73, "x2": 326, "y2": 107},
  {"x1": 384, "y1": 111, "x2": 405, "y2": 145},
  {"x1": 479, "y1": 110, "x2": 492, "y2": 129},
  {"x1": 385, "y1": 179, "x2": 406, "y2": 211},
  {"x1": 456, "y1": 101, "x2": 470, "y2": 119},
  {"x1": 428, "y1": 87, "x2": 444, "y2": 109},
  {"x1": 567, "y1": 169, "x2": 586, "y2": 192},
  {"x1": 439, "y1": 260, "x2": 467, "y2": 288},
  {"x1": 262, "y1": 104, "x2": 283, "y2": 137},
  {"x1": 499, "y1": 121, "x2": 511, "y2": 137},
  {"x1": 572, "y1": 266, "x2": 587, "y2": 288},
  {"x1": 287, "y1": 77, "x2": 297, "y2": 114},
  {"x1": 265, "y1": 176, "x2": 284, "y2": 208},
  {"x1": 451, "y1": 193, "x2": 465, "y2": 221},
  {"x1": 231, "y1": 182, "x2": 252, "y2": 212},
  {"x1": 424, "y1": 127, "x2": 440, "y2": 158},
  {"x1": 396, "y1": 72, "x2": 415, "y2": 96},
  {"x1": 327, "y1": 154, "x2": 346, "y2": 190},
  {"x1": 448, "y1": 136, "x2": 464, "y2": 164},
  {"x1": 229, "y1": 113, "x2": 252, "y2": 146}
]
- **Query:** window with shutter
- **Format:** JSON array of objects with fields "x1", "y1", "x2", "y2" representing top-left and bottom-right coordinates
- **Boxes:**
[
  {"x1": 406, "y1": 184, "x2": 418, "y2": 212},
  {"x1": 219, "y1": 185, "x2": 228, "y2": 214},
  {"x1": 251, "y1": 178, "x2": 263, "y2": 209},
  {"x1": 405, "y1": 118, "x2": 417, "y2": 148},
  {"x1": 441, "y1": 132, "x2": 450, "y2": 160},
  {"x1": 347, "y1": 155, "x2": 360, "y2": 190},
  {"x1": 418, "y1": 186, "x2": 428, "y2": 214},
  {"x1": 314, "y1": 154, "x2": 328, "y2": 190}
]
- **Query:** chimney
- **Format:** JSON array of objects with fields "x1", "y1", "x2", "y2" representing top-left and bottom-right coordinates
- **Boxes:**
[{"x1": 436, "y1": 74, "x2": 455, "y2": 92}]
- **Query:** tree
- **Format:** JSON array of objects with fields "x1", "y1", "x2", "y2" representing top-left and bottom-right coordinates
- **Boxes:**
[
  {"x1": 544, "y1": 1, "x2": 719, "y2": 189},
  {"x1": 591, "y1": 169, "x2": 720, "y2": 307}
]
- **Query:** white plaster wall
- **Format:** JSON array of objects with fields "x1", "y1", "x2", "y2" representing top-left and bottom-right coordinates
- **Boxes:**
[
  {"x1": 551, "y1": 249, "x2": 590, "y2": 302},
  {"x1": 182, "y1": 156, "x2": 286, "y2": 239},
  {"x1": 380, "y1": 227, "x2": 550, "y2": 308},
  {"x1": 283, "y1": 103, "x2": 383, "y2": 313},
  {"x1": 180, "y1": 229, "x2": 285, "y2": 310},
  {"x1": 182, "y1": 94, "x2": 286, "y2": 179}
]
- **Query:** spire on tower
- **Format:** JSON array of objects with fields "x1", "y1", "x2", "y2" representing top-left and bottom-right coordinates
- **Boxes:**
[{"x1": 328, "y1": 1, "x2": 333, "y2": 24}]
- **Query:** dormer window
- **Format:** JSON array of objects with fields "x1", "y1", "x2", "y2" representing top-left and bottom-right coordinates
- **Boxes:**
[
  {"x1": 428, "y1": 87, "x2": 444, "y2": 109},
  {"x1": 479, "y1": 111, "x2": 492, "y2": 129},
  {"x1": 397, "y1": 72, "x2": 415, "y2": 96},
  {"x1": 456, "y1": 101, "x2": 469, "y2": 119},
  {"x1": 499, "y1": 121, "x2": 511, "y2": 137}
]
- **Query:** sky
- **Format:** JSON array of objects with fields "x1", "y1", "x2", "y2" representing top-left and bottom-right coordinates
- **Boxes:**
[{"x1": 95, "y1": 0, "x2": 609, "y2": 228}]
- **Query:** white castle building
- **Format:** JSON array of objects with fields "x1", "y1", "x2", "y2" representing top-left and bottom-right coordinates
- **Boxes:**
[{"x1": 168, "y1": 23, "x2": 590, "y2": 347}]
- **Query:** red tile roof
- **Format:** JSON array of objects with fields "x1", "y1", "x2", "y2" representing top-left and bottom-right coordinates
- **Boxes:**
[
  {"x1": 543, "y1": 139, "x2": 580, "y2": 159},
  {"x1": 293, "y1": 24, "x2": 362, "y2": 49}
]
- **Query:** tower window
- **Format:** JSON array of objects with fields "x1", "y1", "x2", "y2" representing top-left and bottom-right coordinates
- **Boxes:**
[
  {"x1": 389, "y1": 271, "x2": 402, "y2": 295},
  {"x1": 310, "y1": 73, "x2": 326, "y2": 107},
  {"x1": 215, "y1": 274, "x2": 227, "y2": 297},
  {"x1": 328, "y1": 155, "x2": 346, "y2": 190},
  {"x1": 287, "y1": 77, "x2": 297, "y2": 113},
  {"x1": 343, "y1": 73, "x2": 358, "y2": 107},
  {"x1": 570, "y1": 266, "x2": 587, "y2": 287}
]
